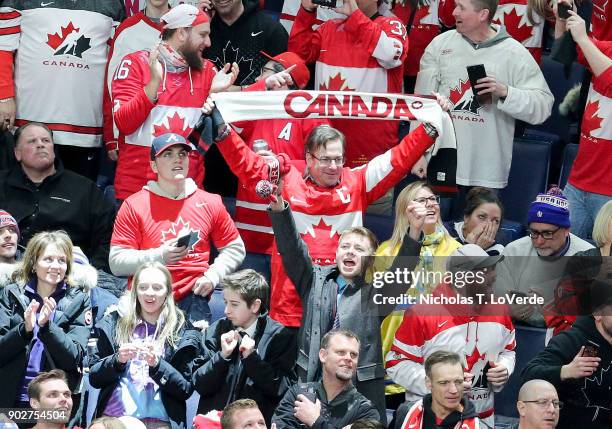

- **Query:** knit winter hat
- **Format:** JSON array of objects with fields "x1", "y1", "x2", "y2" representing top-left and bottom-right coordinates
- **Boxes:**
[
  {"x1": 0, "y1": 209, "x2": 19, "y2": 237},
  {"x1": 527, "y1": 186, "x2": 571, "y2": 228},
  {"x1": 161, "y1": 4, "x2": 209, "y2": 30}
]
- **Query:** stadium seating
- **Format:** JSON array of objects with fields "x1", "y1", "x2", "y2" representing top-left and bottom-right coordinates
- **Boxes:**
[
  {"x1": 495, "y1": 325, "x2": 548, "y2": 418},
  {"x1": 558, "y1": 143, "x2": 579, "y2": 189},
  {"x1": 499, "y1": 139, "x2": 551, "y2": 225}
]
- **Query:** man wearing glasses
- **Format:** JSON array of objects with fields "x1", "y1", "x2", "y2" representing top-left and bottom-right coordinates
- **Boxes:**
[
  {"x1": 511, "y1": 380, "x2": 560, "y2": 429},
  {"x1": 210, "y1": 94, "x2": 450, "y2": 332},
  {"x1": 494, "y1": 187, "x2": 593, "y2": 327}
]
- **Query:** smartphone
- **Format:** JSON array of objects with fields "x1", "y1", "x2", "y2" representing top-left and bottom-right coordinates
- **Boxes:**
[
  {"x1": 466, "y1": 64, "x2": 492, "y2": 105},
  {"x1": 582, "y1": 341, "x2": 600, "y2": 358},
  {"x1": 297, "y1": 384, "x2": 317, "y2": 403},
  {"x1": 558, "y1": 2, "x2": 572, "y2": 19},
  {"x1": 311, "y1": 0, "x2": 337, "y2": 7},
  {"x1": 176, "y1": 232, "x2": 191, "y2": 248}
]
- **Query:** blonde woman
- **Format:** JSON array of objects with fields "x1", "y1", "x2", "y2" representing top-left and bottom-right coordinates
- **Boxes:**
[
  {"x1": 373, "y1": 182, "x2": 460, "y2": 400},
  {"x1": 89, "y1": 262, "x2": 200, "y2": 429},
  {"x1": 0, "y1": 231, "x2": 90, "y2": 411}
]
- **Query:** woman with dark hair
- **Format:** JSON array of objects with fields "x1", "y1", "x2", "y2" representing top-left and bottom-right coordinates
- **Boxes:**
[
  {"x1": 0, "y1": 230, "x2": 91, "y2": 410},
  {"x1": 89, "y1": 261, "x2": 200, "y2": 429},
  {"x1": 447, "y1": 187, "x2": 505, "y2": 253}
]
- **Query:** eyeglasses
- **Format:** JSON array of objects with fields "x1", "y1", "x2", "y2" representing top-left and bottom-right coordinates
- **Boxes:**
[
  {"x1": 309, "y1": 153, "x2": 345, "y2": 166},
  {"x1": 413, "y1": 195, "x2": 440, "y2": 205},
  {"x1": 527, "y1": 227, "x2": 561, "y2": 240},
  {"x1": 521, "y1": 399, "x2": 564, "y2": 409},
  {"x1": 260, "y1": 66, "x2": 277, "y2": 75}
]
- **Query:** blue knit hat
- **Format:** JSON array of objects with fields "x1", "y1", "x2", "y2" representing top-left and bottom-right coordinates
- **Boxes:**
[{"x1": 527, "y1": 186, "x2": 570, "y2": 228}]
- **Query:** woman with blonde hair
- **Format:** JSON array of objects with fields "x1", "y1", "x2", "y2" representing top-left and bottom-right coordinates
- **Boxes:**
[
  {"x1": 89, "y1": 261, "x2": 200, "y2": 429},
  {"x1": 0, "y1": 230, "x2": 91, "y2": 413},
  {"x1": 375, "y1": 181, "x2": 461, "y2": 294},
  {"x1": 373, "y1": 182, "x2": 460, "y2": 403}
]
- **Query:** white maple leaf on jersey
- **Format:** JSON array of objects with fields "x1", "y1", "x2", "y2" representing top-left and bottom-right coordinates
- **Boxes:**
[{"x1": 581, "y1": 362, "x2": 612, "y2": 420}]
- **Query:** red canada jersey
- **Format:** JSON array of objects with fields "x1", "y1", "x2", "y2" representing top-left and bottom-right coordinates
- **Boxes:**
[
  {"x1": 493, "y1": 0, "x2": 547, "y2": 63},
  {"x1": 289, "y1": 8, "x2": 409, "y2": 167},
  {"x1": 233, "y1": 117, "x2": 329, "y2": 254},
  {"x1": 111, "y1": 50, "x2": 216, "y2": 200},
  {"x1": 389, "y1": 0, "x2": 455, "y2": 76},
  {"x1": 216, "y1": 125, "x2": 434, "y2": 326},
  {"x1": 591, "y1": 0, "x2": 612, "y2": 41},
  {"x1": 111, "y1": 188, "x2": 240, "y2": 301},
  {"x1": 568, "y1": 39, "x2": 612, "y2": 196}
]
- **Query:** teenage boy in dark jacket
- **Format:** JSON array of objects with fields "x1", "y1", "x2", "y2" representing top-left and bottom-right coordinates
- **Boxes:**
[
  {"x1": 268, "y1": 194, "x2": 424, "y2": 421},
  {"x1": 192, "y1": 269, "x2": 297, "y2": 424}
]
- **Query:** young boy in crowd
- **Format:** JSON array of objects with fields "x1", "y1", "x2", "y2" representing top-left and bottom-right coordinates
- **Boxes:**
[{"x1": 192, "y1": 269, "x2": 296, "y2": 425}]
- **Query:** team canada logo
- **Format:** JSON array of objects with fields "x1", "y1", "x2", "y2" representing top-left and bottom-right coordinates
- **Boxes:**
[
  {"x1": 211, "y1": 41, "x2": 255, "y2": 86},
  {"x1": 46, "y1": 22, "x2": 91, "y2": 58},
  {"x1": 449, "y1": 79, "x2": 483, "y2": 116},
  {"x1": 153, "y1": 112, "x2": 193, "y2": 137},
  {"x1": 161, "y1": 216, "x2": 201, "y2": 251}
]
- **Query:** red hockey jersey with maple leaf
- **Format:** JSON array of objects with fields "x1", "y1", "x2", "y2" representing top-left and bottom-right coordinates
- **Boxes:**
[
  {"x1": 216, "y1": 125, "x2": 434, "y2": 326},
  {"x1": 568, "y1": 38, "x2": 612, "y2": 196},
  {"x1": 288, "y1": 8, "x2": 408, "y2": 167},
  {"x1": 386, "y1": 283, "x2": 516, "y2": 428},
  {"x1": 111, "y1": 49, "x2": 216, "y2": 200}
]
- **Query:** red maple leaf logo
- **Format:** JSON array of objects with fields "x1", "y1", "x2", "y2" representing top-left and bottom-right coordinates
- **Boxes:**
[
  {"x1": 449, "y1": 79, "x2": 472, "y2": 105},
  {"x1": 46, "y1": 22, "x2": 79, "y2": 50},
  {"x1": 153, "y1": 112, "x2": 192, "y2": 137},
  {"x1": 583, "y1": 99, "x2": 604, "y2": 135},
  {"x1": 465, "y1": 347, "x2": 486, "y2": 372},
  {"x1": 319, "y1": 73, "x2": 355, "y2": 92},
  {"x1": 500, "y1": 8, "x2": 533, "y2": 43}
]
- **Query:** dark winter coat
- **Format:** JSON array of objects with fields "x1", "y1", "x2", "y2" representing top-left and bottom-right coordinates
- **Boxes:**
[
  {"x1": 0, "y1": 282, "x2": 91, "y2": 406},
  {"x1": 192, "y1": 312, "x2": 297, "y2": 424},
  {"x1": 89, "y1": 311, "x2": 201, "y2": 429}
]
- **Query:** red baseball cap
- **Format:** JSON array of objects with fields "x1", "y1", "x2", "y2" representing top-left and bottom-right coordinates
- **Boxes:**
[
  {"x1": 261, "y1": 51, "x2": 310, "y2": 89},
  {"x1": 162, "y1": 4, "x2": 209, "y2": 29}
]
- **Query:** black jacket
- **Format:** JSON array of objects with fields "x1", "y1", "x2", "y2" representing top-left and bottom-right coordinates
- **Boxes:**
[
  {"x1": 0, "y1": 282, "x2": 91, "y2": 407},
  {"x1": 0, "y1": 161, "x2": 115, "y2": 271},
  {"x1": 522, "y1": 315, "x2": 612, "y2": 429},
  {"x1": 89, "y1": 312, "x2": 201, "y2": 429},
  {"x1": 272, "y1": 381, "x2": 379, "y2": 429},
  {"x1": 192, "y1": 313, "x2": 297, "y2": 424},
  {"x1": 269, "y1": 203, "x2": 421, "y2": 420},
  {"x1": 205, "y1": 0, "x2": 288, "y2": 86}
]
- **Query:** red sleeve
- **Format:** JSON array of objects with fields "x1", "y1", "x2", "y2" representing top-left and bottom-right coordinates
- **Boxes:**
[
  {"x1": 288, "y1": 7, "x2": 322, "y2": 64},
  {"x1": 363, "y1": 124, "x2": 434, "y2": 204},
  {"x1": 111, "y1": 199, "x2": 142, "y2": 249},
  {"x1": 210, "y1": 198, "x2": 240, "y2": 249},
  {"x1": 386, "y1": 310, "x2": 425, "y2": 367},
  {"x1": 0, "y1": 50, "x2": 14, "y2": 98},
  {"x1": 216, "y1": 130, "x2": 271, "y2": 186},
  {"x1": 111, "y1": 51, "x2": 156, "y2": 135},
  {"x1": 346, "y1": 12, "x2": 408, "y2": 67},
  {"x1": 438, "y1": 0, "x2": 456, "y2": 28}
]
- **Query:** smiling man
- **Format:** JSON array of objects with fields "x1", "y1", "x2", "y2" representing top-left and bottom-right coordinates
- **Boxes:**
[
  {"x1": 111, "y1": 3, "x2": 239, "y2": 202},
  {"x1": 272, "y1": 330, "x2": 379, "y2": 429},
  {"x1": 0, "y1": 122, "x2": 115, "y2": 271},
  {"x1": 28, "y1": 370, "x2": 73, "y2": 429},
  {"x1": 110, "y1": 132, "x2": 245, "y2": 325}
]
